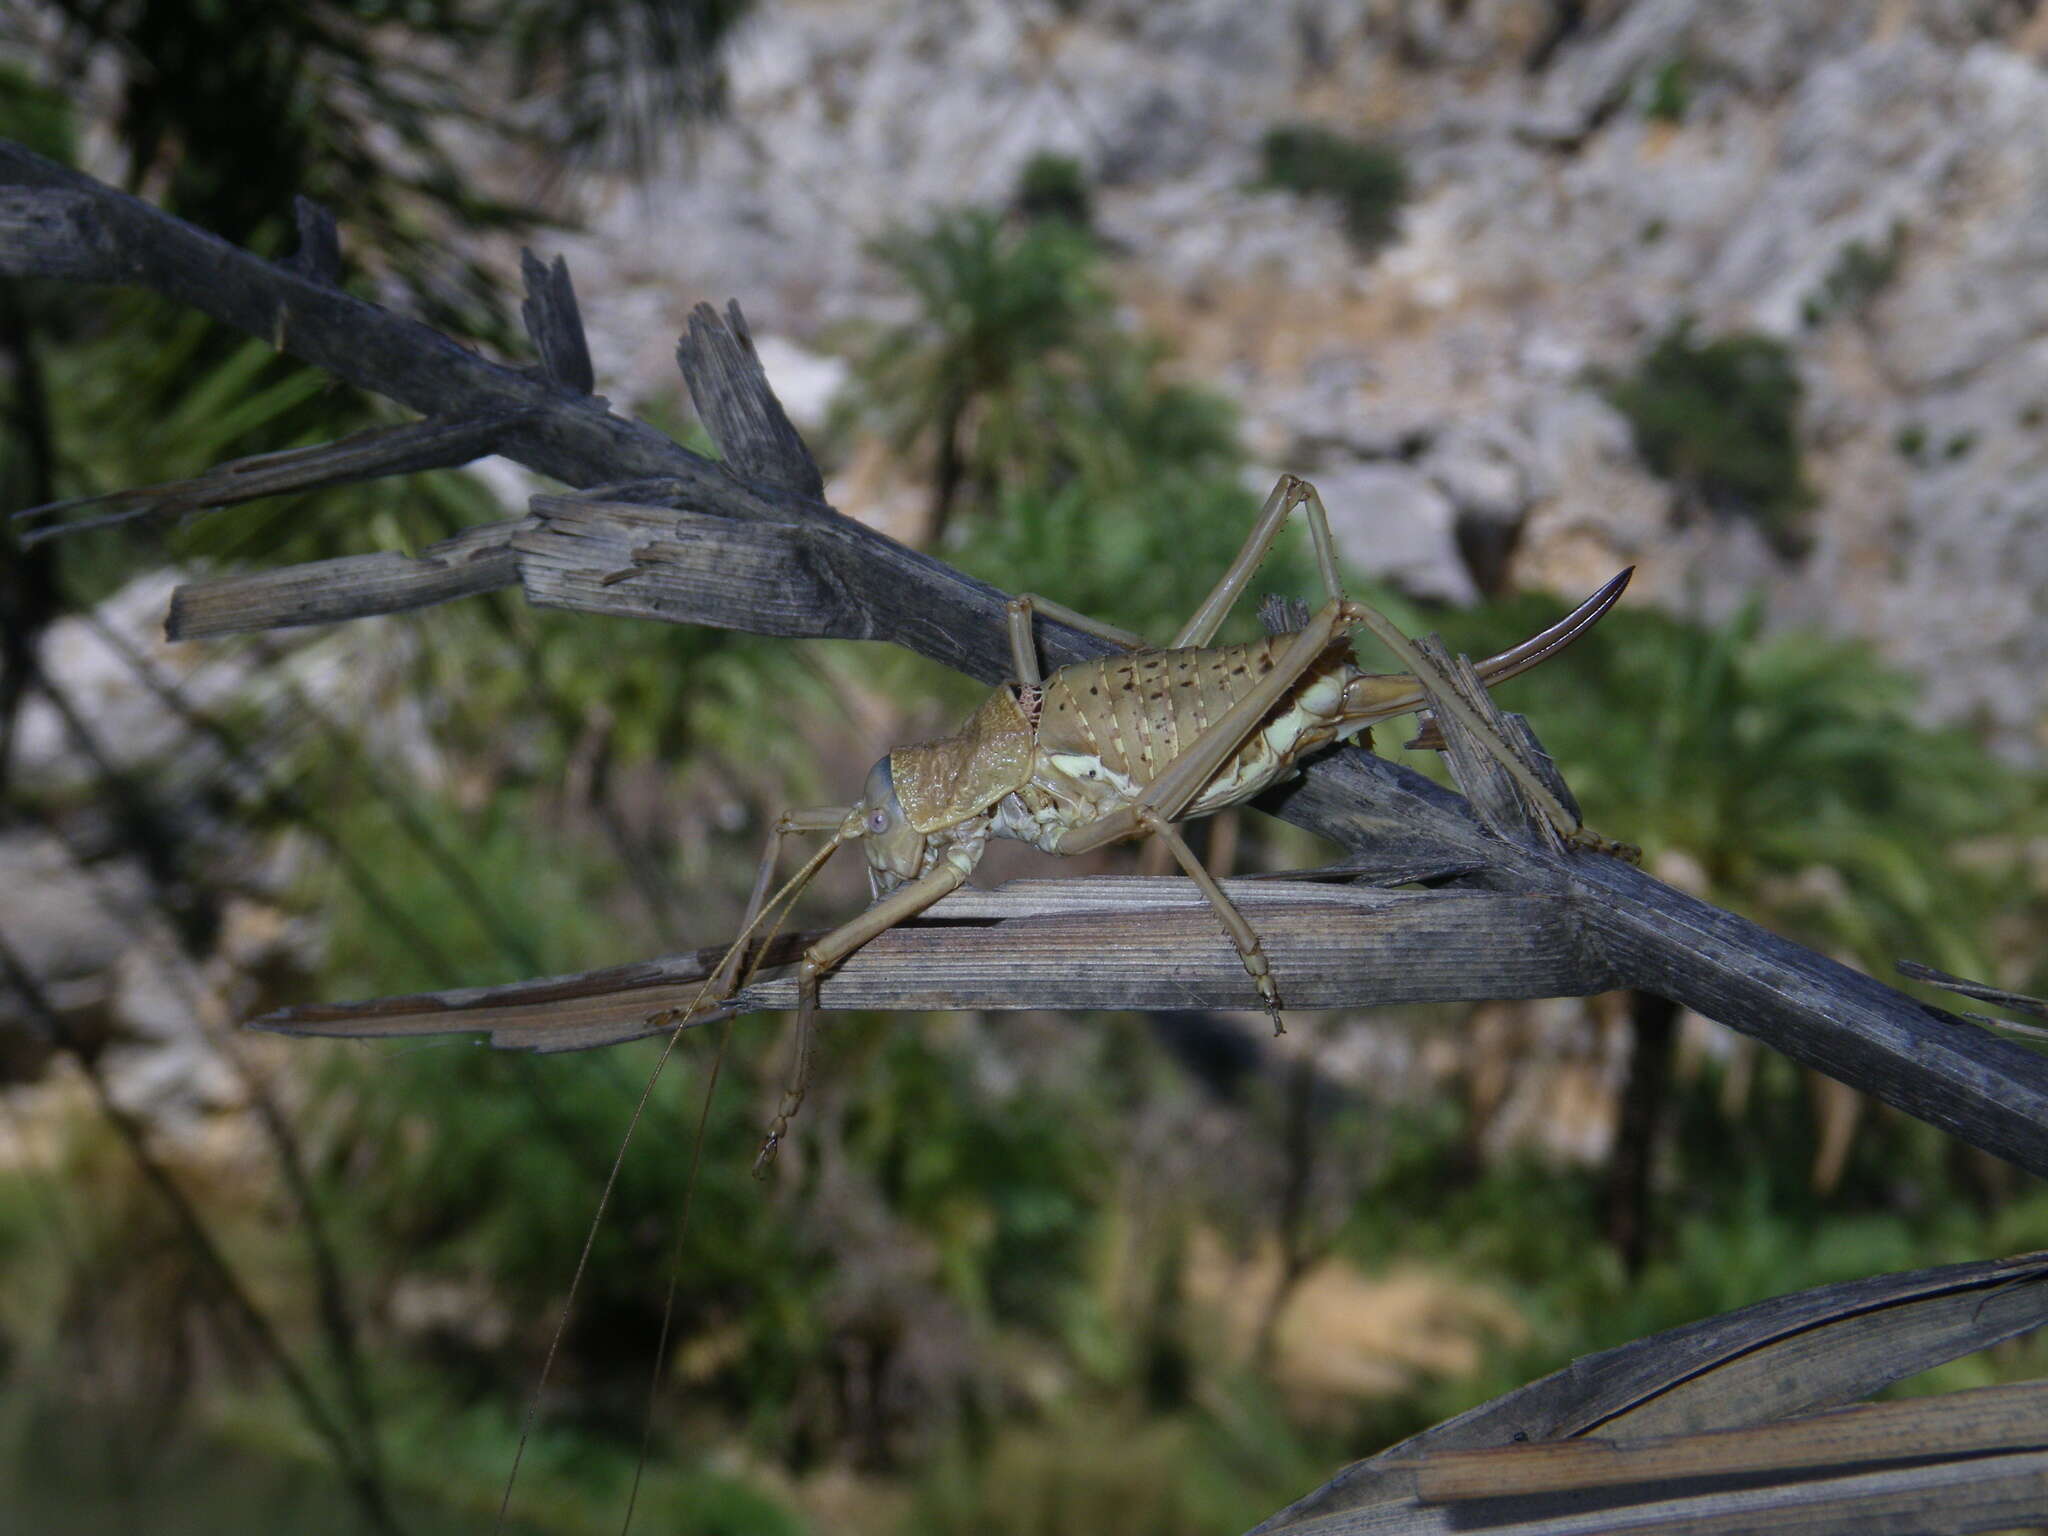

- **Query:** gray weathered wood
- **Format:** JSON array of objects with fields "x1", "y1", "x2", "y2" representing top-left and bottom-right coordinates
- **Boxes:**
[
  {"x1": 168, "y1": 517, "x2": 534, "y2": 638},
  {"x1": 1898, "y1": 959, "x2": 2048, "y2": 1024},
  {"x1": 0, "y1": 142, "x2": 742, "y2": 511},
  {"x1": 736, "y1": 881, "x2": 1608, "y2": 1016},
  {"x1": 16, "y1": 408, "x2": 532, "y2": 543},
  {"x1": 513, "y1": 495, "x2": 866, "y2": 637},
  {"x1": 519, "y1": 248, "x2": 594, "y2": 395},
  {"x1": 1273, "y1": 748, "x2": 2048, "y2": 1175},
  {"x1": 9, "y1": 140, "x2": 2048, "y2": 1182},
  {"x1": 1267, "y1": 1448, "x2": 2048, "y2": 1534},
  {"x1": 253, "y1": 931, "x2": 793, "y2": 1052},
  {"x1": 251, "y1": 878, "x2": 1617, "y2": 1051},
  {"x1": 0, "y1": 184, "x2": 109, "y2": 280},
  {"x1": 1401, "y1": 1380, "x2": 2048, "y2": 1500},
  {"x1": 676, "y1": 299, "x2": 825, "y2": 500},
  {"x1": 1251, "y1": 1250, "x2": 2048, "y2": 1533},
  {"x1": 281, "y1": 194, "x2": 342, "y2": 286}
]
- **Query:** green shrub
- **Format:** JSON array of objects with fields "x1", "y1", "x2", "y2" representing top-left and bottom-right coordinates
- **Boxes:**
[
  {"x1": 852, "y1": 201, "x2": 1320, "y2": 641},
  {"x1": 1257, "y1": 124, "x2": 1409, "y2": 253},
  {"x1": 0, "y1": 63, "x2": 75, "y2": 162},
  {"x1": 1015, "y1": 151, "x2": 1092, "y2": 230},
  {"x1": 1605, "y1": 320, "x2": 1812, "y2": 540},
  {"x1": 1645, "y1": 58, "x2": 1690, "y2": 123},
  {"x1": 1801, "y1": 226, "x2": 1905, "y2": 328},
  {"x1": 855, "y1": 208, "x2": 1112, "y2": 539}
]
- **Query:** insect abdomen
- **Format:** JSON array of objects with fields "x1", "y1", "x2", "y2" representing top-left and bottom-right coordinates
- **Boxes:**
[{"x1": 1037, "y1": 637, "x2": 1341, "y2": 791}]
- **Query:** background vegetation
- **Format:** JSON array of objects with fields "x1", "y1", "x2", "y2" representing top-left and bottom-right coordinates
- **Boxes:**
[{"x1": 2, "y1": 13, "x2": 2045, "y2": 1536}]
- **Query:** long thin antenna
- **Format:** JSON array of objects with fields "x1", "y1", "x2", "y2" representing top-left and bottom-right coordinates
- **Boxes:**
[
  {"x1": 619, "y1": 1013, "x2": 733, "y2": 1534},
  {"x1": 496, "y1": 833, "x2": 846, "y2": 1530}
]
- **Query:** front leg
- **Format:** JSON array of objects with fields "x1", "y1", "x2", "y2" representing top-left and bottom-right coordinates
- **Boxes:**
[
  {"x1": 712, "y1": 805, "x2": 858, "y2": 998},
  {"x1": 755, "y1": 858, "x2": 970, "y2": 1172}
]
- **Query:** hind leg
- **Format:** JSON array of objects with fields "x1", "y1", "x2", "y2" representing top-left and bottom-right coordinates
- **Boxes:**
[
  {"x1": 1242, "y1": 478, "x2": 1593, "y2": 848},
  {"x1": 1173, "y1": 473, "x2": 1345, "y2": 648}
]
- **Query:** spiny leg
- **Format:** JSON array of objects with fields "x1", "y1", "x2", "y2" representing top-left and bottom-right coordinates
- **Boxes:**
[
  {"x1": 1246, "y1": 477, "x2": 1599, "y2": 849},
  {"x1": 755, "y1": 858, "x2": 970, "y2": 1173},
  {"x1": 1179, "y1": 474, "x2": 1596, "y2": 845},
  {"x1": 1141, "y1": 810, "x2": 1284, "y2": 1033},
  {"x1": 663, "y1": 808, "x2": 858, "y2": 1182},
  {"x1": 1174, "y1": 472, "x2": 1343, "y2": 648},
  {"x1": 1280, "y1": 483, "x2": 1589, "y2": 845},
  {"x1": 1007, "y1": 592, "x2": 1148, "y2": 688},
  {"x1": 722, "y1": 809, "x2": 858, "y2": 1165},
  {"x1": 1009, "y1": 469, "x2": 1336, "y2": 679},
  {"x1": 1167, "y1": 475, "x2": 1600, "y2": 847}
]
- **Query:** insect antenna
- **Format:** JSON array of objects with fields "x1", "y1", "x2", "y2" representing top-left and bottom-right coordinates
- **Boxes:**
[
  {"x1": 497, "y1": 831, "x2": 850, "y2": 1532},
  {"x1": 620, "y1": 862, "x2": 815, "y2": 1534},
  {"x1": 621, "y1": 1011, "x2": 732, "y2": 1535}
]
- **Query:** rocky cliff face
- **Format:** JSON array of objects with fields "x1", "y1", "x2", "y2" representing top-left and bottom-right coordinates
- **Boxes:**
[{"x1": 542, "y1": 0, "x2": 2048, "y2": 755}]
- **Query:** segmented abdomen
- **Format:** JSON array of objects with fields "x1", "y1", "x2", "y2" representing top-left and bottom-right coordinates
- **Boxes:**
[{"x1": 1035, "y1": 636, "x2": 1355, "y2": 809}]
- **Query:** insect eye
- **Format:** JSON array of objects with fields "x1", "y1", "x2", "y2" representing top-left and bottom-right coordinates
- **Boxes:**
[{"x1": 868, "y1": 808, "x2": 891, "y2": 835}]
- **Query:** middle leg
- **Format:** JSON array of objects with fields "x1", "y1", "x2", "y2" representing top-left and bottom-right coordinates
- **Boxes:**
[
  {"x1": 1141, "y1": 810, "x2": 1285, "y2": 1033},
  {"x1": 1007, "y1": 593, "x2": 1148, "y2": 688}
]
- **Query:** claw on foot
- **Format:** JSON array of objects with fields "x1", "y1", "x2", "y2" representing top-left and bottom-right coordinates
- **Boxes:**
[{"x1": 752, "y1": 1131, "x2": 781, "y2": 1179}]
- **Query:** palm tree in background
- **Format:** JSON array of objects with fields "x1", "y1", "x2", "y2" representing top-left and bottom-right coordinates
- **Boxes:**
[
  {"x1": 858, "y1": 207, "x2": 1112, "y2": 545},
  {"x1": 1440, "y1": 597, "x2": 2031, "y2": 1266}
]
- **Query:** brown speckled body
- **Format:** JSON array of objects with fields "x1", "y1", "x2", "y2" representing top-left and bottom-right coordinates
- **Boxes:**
[
  {"x1": 882, "y1": 559, "x2": 1634, "y2": 885},
  {"x1": 992, "y1": 635, "x2": 1377, "y2": 854}
]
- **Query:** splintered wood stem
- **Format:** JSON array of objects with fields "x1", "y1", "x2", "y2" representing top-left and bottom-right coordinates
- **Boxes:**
[{"x1": 5, "y1": 142, "x2": 2048, "y2": 1177}]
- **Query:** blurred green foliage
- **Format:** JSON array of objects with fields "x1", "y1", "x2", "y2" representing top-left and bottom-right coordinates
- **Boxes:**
[
  {"x1": 852, "y1": 208, "x2": 1112, "y2": 543},
  {"x1": 1014, "y1": 152, "x2": 1093, "y2": 232},
  {"x1": 1346, "y1": 1066, "x2": 2048, "y2": 1450},
  {"x1": 1644, "y1": 58, "x2": 1691, "y2": 123},
  {"x1": 1802, "y1": 225, "x2": 1905, "y2": 328},
  {"x1": 1256, "y1": 124, "x2": 1409, "y2": 253},
  {"x1": 852, "y1": 205, "x2": 1307, "y2": 641},
  {"x1": 0, "y1": 61, "x2": 72, "y2": 160},
  {"x1": 501, "y1": 0, "x2": 755, "y2": 177},
  {"x1": 1604, "y1": 320, "x2": 1814, "y2": 542},
  {"x1": 1421, "y1": 597, "x2": 2032, "y2": 981}
]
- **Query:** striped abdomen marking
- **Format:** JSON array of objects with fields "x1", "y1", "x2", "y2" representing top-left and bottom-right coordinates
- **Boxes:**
[{"x1": 1035, "y1": 636, "x2": 1356, "y2": 802}]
